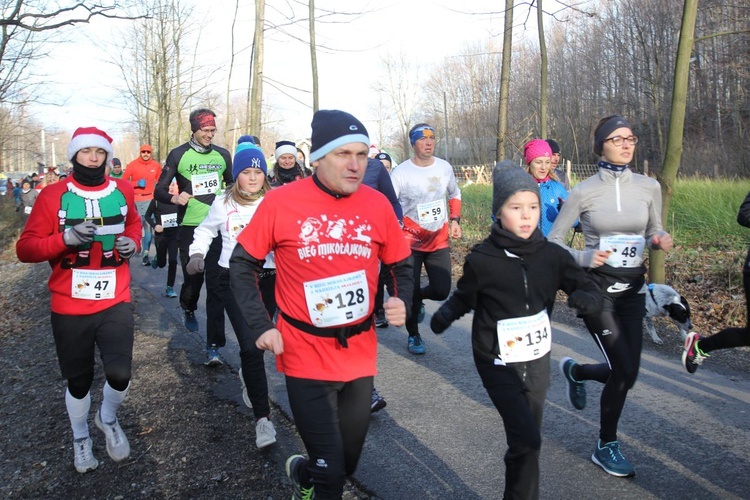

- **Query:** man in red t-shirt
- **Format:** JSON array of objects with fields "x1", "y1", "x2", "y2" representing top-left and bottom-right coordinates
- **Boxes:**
[
  {"x1": 124, "y1": 144, "x2": 161, "y2": 265},
  {"x1": 230, "y1": 110, "x2": 413, "y2": 500},
  {"x1": 16, "y1": 127, "x2": 141, "y2": 474}
]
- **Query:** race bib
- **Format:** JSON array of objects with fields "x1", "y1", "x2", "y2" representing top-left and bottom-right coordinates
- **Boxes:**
[
  {"x1": 496, "y1": 310, "x2": 551, "y2": 364},
  {"x1": 191, "y1": 172, "x2": 220, "y2": 196},
  {"x1": 417, "y1": 199, "x2": 447, "y2": 225},
  {"x1": 599, "y1": 235, "x2": 646, "y2": 268},
  {"x1": 227, "y1": 211, "x2": 251, "y2": 242},
  {"x1": 71, "y1": 269, "x2": 116, "y2": 300},
  {"x1": 161, "y1": 213, "x2": 178, "y2": 228},
  {"x1": 24, "y1": 206, "x2": 32, "y2": 215},
  {"x1": 304, "y1": 270, "x2": 369, "y2": 327}
]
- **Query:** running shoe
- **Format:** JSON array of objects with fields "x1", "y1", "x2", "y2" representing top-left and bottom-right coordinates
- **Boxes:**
[
  {"x1": 183, "y1": 309, "x2": 199, "y2": 332},
  {"x1": 95, "y1": 410, "x2": 131, "y2": 462},
  {"x1": 150, "y1": 258, "x2": 158, "y2": 269},
  {"x1": 408, "y1": 334, "x2": 426, "y2": 355},
  {"x1": 286, "y1": 454, "x2": 314, "y2": 500},
  {"x1": 205, "y1": 346, "x2": 222, "y2": 366},
  {"x1": 682, "y1": 332, "x2": 708, "y2": 374},
  {"x1": 255, "y1": 417, "x2": 277, "y2": 449},
  {"x1": 375, "y1": 309, "x2": 388, "y2": 328},
  {"x1": 417, "y1": 303, "x2": 426, "y2": 324},
  {"x1": 142, "y1": 254, "x2": 151, "y2": 266},
  {"x1": 371, "y1": 387, "x2": 387, "y2": 412},
  {"x1": 591, "y1": 440, "x2": 635, "y2": 477},
  {"x1": 73, "y1": 437, "x2": 99, "y2": 473},
  {"x1": 238, "y1": 368, "x2": 252, "y2": 408},
  {"x1": 164, "y1": 286, "x2": 177, "y2": 298},
  {"x1": 559, "y1": 357, "x2": 586, "y2": 410}
]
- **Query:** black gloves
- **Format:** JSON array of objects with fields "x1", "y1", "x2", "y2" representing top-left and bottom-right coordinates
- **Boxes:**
[{"x1": 567, "y1": 289, "x2": 603, "y2": 317}]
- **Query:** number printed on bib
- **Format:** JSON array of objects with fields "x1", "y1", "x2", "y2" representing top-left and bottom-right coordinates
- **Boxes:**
[
  {"x1": 191, "y1": 172, "x2": 220, "y2": 196},
  {"x1": 417, "y1": 199, "x2": 447, "y2": 225},
  {"x1": 496, "y1": 310, "x2": 551, "y2": 363},
  {"x1": 304, "y1": 270, "x2": 369, "y2": 327},
  {"x1": 161, "y1": 213, "x2": 178, "y2": 228},
  {"x1": 71, "y1": 269, "x2": 117, "y2": 300},
  {"x1": 599, "y1": 234, "x2": 646, "y2": 268},
  {"x1": 24, "y1": 206, "x2": 32, "y2": 215}
]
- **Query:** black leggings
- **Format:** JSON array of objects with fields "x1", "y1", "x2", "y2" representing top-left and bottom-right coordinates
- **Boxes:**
[
  {"x1": 154, "y1": 228, "x2": 178, "y2": 287},
  {"x1": 285, "y1": 375, "x2": 372, "y2": 499},
  {"x1": 700, "y1": 270, "x2": 750, "y2": 353},
  {"x1": 217, "y1": 266, "x2": 273, "y2": 419},
  {"x1": 575, "y1": 292, "x2": 645, "y2": 443},
  {"x1": 406, "y1": 247, "x2": 452, "y2": 336}
]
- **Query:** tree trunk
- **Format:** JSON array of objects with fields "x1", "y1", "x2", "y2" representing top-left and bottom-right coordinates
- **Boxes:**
[
  {"x1": 537, "y1": 0, "x2": 548, "y2": 138},
  {"x1": 650, "y1": 0, "x2": 698, "y2": 284},
  {"x1": 309, "y1": 0, "x2": 319, "y2": 113},
  {"x1": 495, "y1": 0, "x2": 514, "y2": 162},
  {"x1": 249, "y1": 0, "x2": 265, "y2": 135}
]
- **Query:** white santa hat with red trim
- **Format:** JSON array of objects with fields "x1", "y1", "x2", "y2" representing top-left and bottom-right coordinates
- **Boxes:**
[{"x1": 67, "y1": 127, "x2": 114, "y2": 165}]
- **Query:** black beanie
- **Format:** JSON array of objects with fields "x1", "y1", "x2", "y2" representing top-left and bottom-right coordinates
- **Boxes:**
[
  {"x1": 492, "y1": 161, "x2": 540, "y2": 216},
  {"x1": 594, "y1": 115, "x2": 631, "y2": 156},
  {"x1": 545, "y1": 139, "x2": 560, "y2": 154},
  {"x1": 309, "y1": 110, "x2": 369, "y2": 162}
]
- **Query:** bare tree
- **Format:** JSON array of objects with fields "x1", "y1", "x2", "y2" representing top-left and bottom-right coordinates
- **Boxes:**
[
  {"x1": 496, "y1": 0, "x2": 514, "y2": 162},
  {"x1": 249, "y1": 0, "x2": 265, "y2": 135}
]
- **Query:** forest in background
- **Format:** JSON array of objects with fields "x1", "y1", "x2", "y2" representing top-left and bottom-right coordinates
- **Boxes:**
[{"x1": 0, "y1": 0, "x2": 747, "y2": 176}]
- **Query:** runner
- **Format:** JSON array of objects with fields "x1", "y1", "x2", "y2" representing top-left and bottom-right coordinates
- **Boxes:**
[
  {"x1": 682, "y1": 190, "x2": 750, "y2": 372},
  {"x1": 229, "y1": 110, "x2": 413, "y2": 499},
  {"x1": 431, "y1": 161, "x2": 601, "y2": 499},
  {"x1": 391, "y1": 122, "x2": 462, "y2": 354},
  {"x1": 548, "y1": 115, "x2": 674, "y2": 477},
  {"x1": 522, "y1": 139, "x2": 570, "y2": 236},
  {"x1": 186, "y1": 145, "x2": 277, "y2": 446},
  {"x1": 144, "y1": 181, "x2": 180, "y2": 298},
  {"x1": 16, "y1": 126, "x2": 141, "y2": 473},
  {"x1": 153, "y1": 108, "x2": 233, "y2": 342},
  {"x1": 124, "y1": 144, "x2": 161, "y2": 266}
]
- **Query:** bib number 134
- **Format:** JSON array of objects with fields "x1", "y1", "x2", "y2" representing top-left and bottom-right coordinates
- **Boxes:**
[{"x1": 496, "y1": 310, "x2": 552, "y2": 363}]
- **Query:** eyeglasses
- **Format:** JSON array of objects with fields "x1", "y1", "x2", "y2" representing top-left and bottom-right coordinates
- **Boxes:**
[{"x1": 604, "y1": 135, "x2": 638, "y2": 146}]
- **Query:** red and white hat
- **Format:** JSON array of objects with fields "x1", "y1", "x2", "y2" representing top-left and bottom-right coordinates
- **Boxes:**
[{"x1": 67, "y1": 127, "x2": 114, "y2": 165}]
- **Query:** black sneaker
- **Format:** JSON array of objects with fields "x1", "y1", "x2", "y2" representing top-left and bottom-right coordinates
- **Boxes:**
[
  {"x1": 371, "y1": 387, "x2": 387, "y2": 412},
  {"x1": 183, "y1": 309, "x2": 199, "y2": 332},
  {"x1": 375, "y1": 309, "x2": 388, "y2": 328},
  {"x1": 142, "y1": 254, "x2": 151, "y2": 266},
  {"x1": 286, "y1": 454, "x2": 314, "y2": 499}
]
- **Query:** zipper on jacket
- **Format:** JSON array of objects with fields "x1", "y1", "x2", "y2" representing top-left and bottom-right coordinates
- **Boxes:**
[
  {"x1": 615, "y1": 176, "x2": 621, "y2": 212},
  {"x1": 520, "y1": 259, "x2": 530, "y2": 382}
]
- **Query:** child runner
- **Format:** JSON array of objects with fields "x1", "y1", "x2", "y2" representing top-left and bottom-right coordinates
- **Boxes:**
[
  {"x1": 430, "y1": 162, "x2": 602, "y2": 499},
  {"x1": 186, "y1": 145, "x2": 277, "y2": 448},
  {"x1": 145, "y1": 181, "x2": 180, "y2": 298}
]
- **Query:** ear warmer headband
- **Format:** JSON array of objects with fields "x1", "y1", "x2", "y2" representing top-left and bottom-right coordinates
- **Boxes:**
[{"x1": 409, "y1": 126, "x2": 435, "y2": 146}]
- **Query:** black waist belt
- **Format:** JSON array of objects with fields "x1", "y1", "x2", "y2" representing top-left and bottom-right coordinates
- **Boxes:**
[
  {"x1": 67, "y1": 215, "x2": 124, "y2": 227},
  {"x1": 280, "y1": 311, "x2": 373, "y2": 348}
]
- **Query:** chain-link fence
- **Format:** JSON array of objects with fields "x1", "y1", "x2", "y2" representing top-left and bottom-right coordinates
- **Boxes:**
[{"x1": 455, "y1": 162, "x2": 602, "y2": 186}]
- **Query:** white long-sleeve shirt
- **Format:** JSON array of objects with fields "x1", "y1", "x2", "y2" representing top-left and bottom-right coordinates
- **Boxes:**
[{"x1": 189, "y1": 192, "x2": 274, "y2": 269}]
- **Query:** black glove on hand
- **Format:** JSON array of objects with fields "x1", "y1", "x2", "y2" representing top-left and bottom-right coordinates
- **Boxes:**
[
  {"x1": 63, "y1": 221, "x2": 97, "y2": 247},
  {"x1": 567, "y1": 289, "x2": 603, "y2": 317},
  {"x1": 430, "y1": 307, "x2": 452, "y2": 334},
  {"x1": 186, "y1": 254, "x2": 205, "y2": 275}
]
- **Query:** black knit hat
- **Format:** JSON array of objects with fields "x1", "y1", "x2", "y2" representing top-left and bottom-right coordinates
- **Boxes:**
[
  {"x1": 309, "y1": 110, "x2": 369, "y2": 162},
  {"x1": 545, "y1": 139, "x2": 560, "y2": 154},
  {"x1": 492, "y1": 161, "x2": 540, "y2": 216},
  {"x1": 375, "y1": 152, "x2": 392, "y2": 164}
]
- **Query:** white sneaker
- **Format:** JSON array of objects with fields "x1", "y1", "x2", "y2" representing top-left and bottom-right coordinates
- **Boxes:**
[
  {"x1": 95, "y1": 410, "x2": 131, "y2": 461},
  {"x1": 255, "y1": 417, "x2": 277, "y2": 449},
  {"x1": 238, "y1": 368, "x2": 252, "y2": 408},
  {"x1": 73, "y1": 437, "x2": 99, "y2": 473}
]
